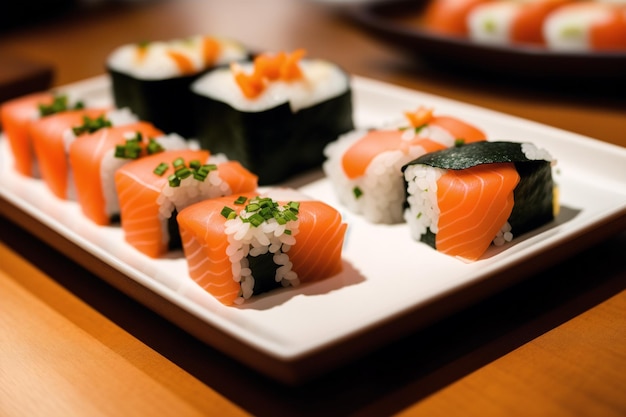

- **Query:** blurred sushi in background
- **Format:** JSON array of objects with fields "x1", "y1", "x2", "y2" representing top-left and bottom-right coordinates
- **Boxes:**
[
  {"x1": 107, "y1": 35, "x2": 250, "y2": 138},
  {"x1": 543, "y1": 1, "x2": 626, "y2": 51},
  {"x1": 467, "y1": 0, "x2": 573, "y2": 46}
]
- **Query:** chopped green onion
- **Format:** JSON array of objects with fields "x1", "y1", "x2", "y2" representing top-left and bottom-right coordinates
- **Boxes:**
[
  {"x1": 147, "y1": 138, "x2": 164, "y2": 155},
  {"x1": 153, "y1": 162, "x2": 169, "y2": 176},
  {"x1": 454, "y1": 138, "x2": 466, "y2": 147},
  {"x1": 353, "y1": 186, "x2": 363, "y2": 199},
  {"x1": 172, "y1": 157, "x2": 185, "y2": 170},
  {"x1": 168, "y1": 174, "x2": 180, "y2": 187},
  {"x1": 38, "y1": 94, "x2": 84, "y2": 117},
  {"x1": 220, "y1": 206, "x2": 235, "y2": 219},
  {"x1": 72, "y1": 115, "x2": 112, "y2": 136},
  {"x1": 234, "y1": 196, "x2": 248, "y2": 205}
]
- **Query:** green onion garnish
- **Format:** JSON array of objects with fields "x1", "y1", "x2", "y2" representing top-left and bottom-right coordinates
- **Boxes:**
[
  {"x1": 454, "y1": 138, "x2": 466, "y2": 147},
  {"x1": 38, "y1": 94, "x2": 84, "y2": 117},
  {"x1": 153, "y1": 162, "x2": 169, "y2": 176},
  {"x1": 147, "y1": 138, "x2": 164, "y2": 155},
  {"x1": 223, "y1": 196, "x2": 300, "y2": 227},
  {"x1": 155, "y1": 157, "x2": 218, "y2": 187},
  {"x1": 72, "y1": 114, "x2": 112, "y2": 136},
  {"x1": 353, "y1": 186, "x2": 363, "y2": 199}
]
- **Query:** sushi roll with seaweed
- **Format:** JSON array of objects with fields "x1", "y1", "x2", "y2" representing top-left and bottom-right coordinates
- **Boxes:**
[
  {"x1": 190, "y1": 49, "x2": 354, "y2": 185},
  {"x1": 114, "y1": 149, "x2": 258, "y2": 258},
  {"x1": 543, "y1": 1, "x2": 626, "y2": 51},
  {"x1": 0, "y1": 91, "x2": 85, "y2": 177},
  {"x1": 402, "y1": 141, "x2": 558, "y2": 261},
  {"x1": 177, "y1": 191, "x2": 347, "y2": 305},
  {"x1": 30, "y1": 107, "x2": 137, "y2": 199},
  {"x1": 107, "y1": 35, "x2": 250, "y2": 137},
  {"x1": 323, "y1": 106, "x2": 487, "y2": 224},
  {"x1": 69, "y1": 122, "x2": 189, "y2": 225}
]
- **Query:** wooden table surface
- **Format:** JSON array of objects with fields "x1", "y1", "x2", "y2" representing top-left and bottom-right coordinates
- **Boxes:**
[{"x1": 1, "y1": 1, "x2": 625, "y2": 416}]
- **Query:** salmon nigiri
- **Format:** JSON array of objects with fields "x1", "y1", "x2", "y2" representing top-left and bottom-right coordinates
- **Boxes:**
[
  {"x1": 323, "y1": 106, "x2": 487, "y2": 224},
  {"x1": 115, "y1": 149, "x2": 258, "y2": 258},
  {"x1": 178, "y1": 191, "x2": 347, "y2": 305},
  {"x1": 69, "y1": 121, "x2": 191, "y2": 225},
  {"x1": 29, "y1": 107, "x2": 138, "y2": 199},
  {"x1": 403, "y1": 141, "x2": 557, "y2": 262},
  {"x1": 0, "y1": 92, "x2": 84, "y2": 177}
]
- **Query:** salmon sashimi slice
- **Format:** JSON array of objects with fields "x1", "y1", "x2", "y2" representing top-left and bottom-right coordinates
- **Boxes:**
[
  {"x1": 0, "y1": 92, "x2": 56, "y2": 177},
  {"x1": 29, "y1": 108, "x2": 111, "y2": 199},
  {"x1": 115, "y1": 149, "x2": 258, "y2": 258},
  {"x1": 69, "y1": 121, "x2": 167, "y2": 225},
  {"x1": 178, "y1": 192, "x2": 347, "y2": 305},
  {"x1": 435, "y1": 162, "x2": 520, "y2": 261}
]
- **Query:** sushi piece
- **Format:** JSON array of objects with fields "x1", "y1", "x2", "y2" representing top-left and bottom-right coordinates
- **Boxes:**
[
  {"x1": 0, "y1": 91, "x2": 85, "y2": 177},
  {"x1": 177, "y1": 191, "x2": 347, "y2": 305},
  {"x1": 115, "y1": 149, "x2": 258, "y2": 258},
  {"x1": 323, "y1": 106, "x2": 487, "y2": 224},
  {"x1": 107, "y1": 35, "x2": 250, "y2": 137},
  {"x1": 467, "y1": 0, "x2": 573, "y2": 46},
  {"x1": 29, "y1": 107, "x2": 137, "y2": 199},
  {"x1": 69, "y1": 122, "x2": 189, "y2": 225},
  {"x1": 422, "y1": 0, "x2": 493, "y2": 37},
  {"x1": 191, "y1": 49, "x2": 354, "y2": 185},
  {"x1": 402, "y1": 141, "x2": 558, "y2": 261},
  {"x1": 543, "y1": 1, "x2": 626, "y2": 51}
]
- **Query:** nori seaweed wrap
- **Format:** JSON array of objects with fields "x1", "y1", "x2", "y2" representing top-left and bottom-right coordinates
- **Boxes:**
[
  {"x1": 402, "y1": 141, "x2": 558, "y2": 261},
  {"x1": 106, "y1": 35, "x2": 250, "y2": 138},
  {"x1": 190, "y1": 50, "x2": 354, "y2": 185}
]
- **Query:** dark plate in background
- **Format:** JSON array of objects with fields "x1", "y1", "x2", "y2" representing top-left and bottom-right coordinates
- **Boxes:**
[{"x1": 344, "y1": 0, "x2": 626, "y2": 80}]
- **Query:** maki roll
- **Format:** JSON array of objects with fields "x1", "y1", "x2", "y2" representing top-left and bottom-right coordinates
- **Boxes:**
[
  {"x1": 107, "y1": 35, "x2": 250, "y2": 137},
  {"x1": 30, "y1": 107, "x2": 137, "y2": 199},
  {"x1": 114, "y1": 149, "x2": 258, "y2": 258},
  {"x1": 543, "y1": 1, "x2": 626, "y2": 51},
  {"x1": 402, "y1": 141, "x2": 558, "y2": 261},
  {"x1": 0, "y1": 91, "x2": 85, "y2": 177},
  {"x1": 69, "y1": 122, "x2": 188, "y2": 225},
  {"x1": 190, "y1": 49, "x2": 354, "y2": 185},
  {"x1": 177, "y1": 191, "x2": 347, "y2": 305},
  {"x1": 323, "y1": 106, "x2": 486, "y2": 224},
  {"x1": 467, "y1": 0, "x2": 572, "y2": 46}
]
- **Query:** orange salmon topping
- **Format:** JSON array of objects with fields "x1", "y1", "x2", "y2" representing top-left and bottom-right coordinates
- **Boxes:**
[
  {"x1": 404, "y1": 106, "x2": 435, "y2": 127},
  {"x1": 232, "y1": 49, "x2": 307, "y2": 99},
  {"x1": 341, "y1": 130, "x2": 445, "y2": 179},
  {"x1": 202, "y1": 37, "x2": 221, "y2": 67},
  {"x1": 167, "y1": 50, "x2": 196, "y2": 75}
]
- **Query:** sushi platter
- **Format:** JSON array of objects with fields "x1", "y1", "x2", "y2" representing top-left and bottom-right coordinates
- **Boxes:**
[{"x1": 1, "y1": 74, "x2": 625, "y2": 384}]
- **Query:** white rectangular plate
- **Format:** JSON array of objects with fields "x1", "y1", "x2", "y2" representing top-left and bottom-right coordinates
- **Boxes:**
[{"x1": 2, "y1": 75, "x2": 625, "y2": 384}]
